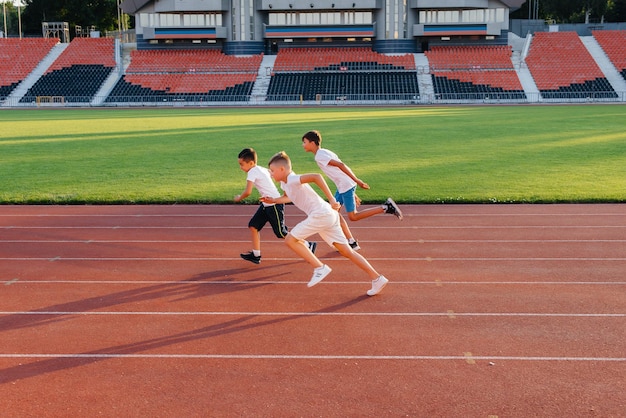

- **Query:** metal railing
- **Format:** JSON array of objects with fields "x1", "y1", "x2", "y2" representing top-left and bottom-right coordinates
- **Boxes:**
[{"x1": 2, "y1": 91, "x2": 625, "y2": 108}]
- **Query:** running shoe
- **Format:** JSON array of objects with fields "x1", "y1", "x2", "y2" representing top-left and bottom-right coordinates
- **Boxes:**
[
  {"x1": 349, "y1": 241, "x2": 361, "y2": 251},
  {"x1": 384, "y1": 198, "x2": 403, "y2": 220},
  {"x1": 367, "y1": 275, "x2": 389, "y2": 296},
  {"x1": 308, "y1": 264, "x2": 332, "y2": 287},
  {"x1": 240, "y1": 251, "x2": 261, "y2": 264}
]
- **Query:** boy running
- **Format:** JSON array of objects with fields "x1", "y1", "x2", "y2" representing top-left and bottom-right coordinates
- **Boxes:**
[
  {"x1": 235, "y1": 148, "x2": 315, "y2": 264},
  {"x1": 302, "y1": 130, "x2": 403, "y2": 251},
  {"x1": 261, "y1": 151, "x2": 388, "y2": 296}
]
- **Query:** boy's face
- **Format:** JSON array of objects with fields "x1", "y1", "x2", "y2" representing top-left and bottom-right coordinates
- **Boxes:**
[
  {"x1": 238, "y1": 158, "x2": 255, "y2": 173},
  {"x1": 268, "y1": 163, "x2": 287, "y2": 183},
  {"x1": 302, "y1": 138, "x2": 317, "y2": 153}
]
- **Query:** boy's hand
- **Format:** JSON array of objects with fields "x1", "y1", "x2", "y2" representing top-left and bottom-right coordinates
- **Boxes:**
[
  {"x1": 355, "y1": 194, "x2": 362, "y2": 207},
  {"x1": 234, "y1": 195, "x2": 241, "y2": 202},
  {"x1": 329, "y1": 200, "x2": 341, "y2": 211},
  {"x1": 357, "y1": 180, "x2": 370, "y2": 190},
  {"x1": 260, "y1": 196, "x2": 274, "y2": 204}
]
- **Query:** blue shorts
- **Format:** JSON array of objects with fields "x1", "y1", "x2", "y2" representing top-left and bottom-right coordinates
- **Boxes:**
[{"x1": 335, "y1": 186, "x2": 357, "y2": 213}]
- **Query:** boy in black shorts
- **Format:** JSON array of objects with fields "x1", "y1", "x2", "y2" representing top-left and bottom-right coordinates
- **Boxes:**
[{"x1": 235, "y1": 148, "x2": 315, "y2": 264}]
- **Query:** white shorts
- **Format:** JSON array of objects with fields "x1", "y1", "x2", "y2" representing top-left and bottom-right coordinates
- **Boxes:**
[{"x1": 289, "y1": 210, "x2": 348, "y2": 248}]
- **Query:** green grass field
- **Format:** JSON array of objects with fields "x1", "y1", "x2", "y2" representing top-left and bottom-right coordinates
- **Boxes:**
[{"x1": 1, "y1": 105, "x2": 625, "y2": 204}]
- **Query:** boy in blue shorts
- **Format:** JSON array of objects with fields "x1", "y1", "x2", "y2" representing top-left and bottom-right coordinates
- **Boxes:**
[
  {"x1": 302, "y1": 130, "x2": 403, "y2": 251},
  {"x1": 261, "y1": 151, "x2": 388, "y2": 296},
  {"x1": 235, "y1": 148, "x2": 315, "y2": 264}
]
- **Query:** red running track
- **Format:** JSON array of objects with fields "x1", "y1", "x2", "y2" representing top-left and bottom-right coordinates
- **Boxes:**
[{"x1": 1, "y1": 204, "x2": 625, "y2": 417}]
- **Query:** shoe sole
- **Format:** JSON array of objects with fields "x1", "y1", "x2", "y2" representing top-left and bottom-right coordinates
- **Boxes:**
[
  {"x1": 387, "y1": 198, "x2": 403, "y2": 221},
  {"x1": 240, "y1": 255, "x2": 260, "y2": 264}
]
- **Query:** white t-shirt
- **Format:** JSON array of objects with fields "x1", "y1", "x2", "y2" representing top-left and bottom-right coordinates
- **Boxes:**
[
  {"x1": 314, "y1": 148, "x2": 357, "y2": 194},
  {"x1": 247, "y1": 165, "x2": 280, "y2": 206},
  {"x1": 280, "y1": 172, "x2": 334, "y2": 217}
]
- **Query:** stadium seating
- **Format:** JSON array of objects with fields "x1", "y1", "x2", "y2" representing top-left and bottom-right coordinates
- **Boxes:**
[
  {"x1": 425, "y1": 45, "x2": 525, "y2": 100},
  {"x1": 20, "y1": 38, "x2": 116, "y2": 103},
  {"x1": 0, "y1": 38, "x2": 59, "y2": 100},
  {"x1": 267, "y1": 47, "x2": 418, "y2": 101},
  {"x1": 525, "y1": 31, "x2": 617, "y2": 99},
  {"x1": 273, "y1": 47, "x2": 416, "y2": 72},
  {"x1": 592, "y1": 30, "x2": 626, "y2": 82},
  {"x1": 105, "y1": 50, "x2": 262, "y2": 102}
]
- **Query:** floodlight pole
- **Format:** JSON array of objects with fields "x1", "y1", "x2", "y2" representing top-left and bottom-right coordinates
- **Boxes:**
[
  {"x1": 3, "y1": 2, "x2": 7, "y2": 38},
  {"x1": 18, "y1": 4, "x2": 22, "y2": 38}
]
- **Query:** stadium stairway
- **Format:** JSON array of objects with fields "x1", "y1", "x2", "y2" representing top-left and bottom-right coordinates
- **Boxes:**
[
  {"x1": 249, "y1": 54, "x2": 276, "y2": 104},
  {"x1": 91, "y1": 39, "x2": 123, "y2": 106},
  {"x1": 580, "y1": 35, "x2": 626, "y2": 97},
  {"x1": 414, "y1": 53, "x2": 434, "y2": 103},
  {"x1": 2, "y1": 43, "x2": 68, "y2": 107},
  {"x1": 91, "y1": 68, "x2": 122, "y2": 106},
  {"x1": 511, "y1": 48, "x2": 540, "y2": 102}
]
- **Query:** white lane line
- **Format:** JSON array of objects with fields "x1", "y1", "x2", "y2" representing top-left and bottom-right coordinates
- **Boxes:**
[
  {"x1": 0, "y1": 353, "x2": 624, "y2": 362},
  {"x1": 2, "y1": 225, "x2": 626, "y2": 229},
  {"x1": 3, "y1": 280, "x2": 626, "y2": 286},
  {"x1": 0, "y1": 212, "x2": 624, "y2": 217},
  {"x1": 2, "y1": 257, "x2": 626, "y2": 261},
  {"x1": 1, "y1": 311, "x2": 624, "y2": 318},
  {"x1": 2, "y1": 239, "x2": 625, "y2": 243}
]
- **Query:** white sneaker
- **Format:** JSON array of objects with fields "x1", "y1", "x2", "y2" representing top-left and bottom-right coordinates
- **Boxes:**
[
  {"x1": 367, "y1": 275, "x2": 389, "y2": 296},
  {"x1": 308, "y1": 264, "x2": 332, "y2": 287}
]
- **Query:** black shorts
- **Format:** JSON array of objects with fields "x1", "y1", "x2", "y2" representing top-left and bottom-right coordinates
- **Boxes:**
[{"x1": 248, "y1": 203, "x2": 288, "y2": 239}]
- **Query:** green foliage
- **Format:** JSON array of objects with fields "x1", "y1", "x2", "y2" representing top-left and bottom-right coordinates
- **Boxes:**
[
  {"x1": 512, "y1": 0, "x2": 613, "y2": 22},
  {"x1": 20, "y1": 0, "x2": 117, "y2": 37},
  {"x1": 1, "y1": 106, "x2": 625, "y2": 204}
]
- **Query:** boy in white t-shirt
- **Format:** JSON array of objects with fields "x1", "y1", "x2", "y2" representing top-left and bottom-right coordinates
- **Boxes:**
[
  {"x1": 260, "y1": 151, "x2": 388, "y2": 296},
  {"x1": 235, "y1": 148, "x2": 315, "y2": 264},
  {"x1": 302, "y1": 130, "x2": 403, "y2": 251}
]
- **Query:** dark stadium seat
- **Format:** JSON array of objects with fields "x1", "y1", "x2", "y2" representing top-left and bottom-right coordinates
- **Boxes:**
[
  {"x1": 425, "y1": 45, "x2": 526, "y2": 101},
  {"x1": 105, "y1": 50, "x2": 262, "y2": 103},
  {"x1": 268, "y1": 47, "x2": 418, "y2": 101},
  {"x1": 0, "y1": 38, "x2": 59, "y2": 100},
  {"x1": 19, "y1": 37, "x2": 116, "y2": 103}
]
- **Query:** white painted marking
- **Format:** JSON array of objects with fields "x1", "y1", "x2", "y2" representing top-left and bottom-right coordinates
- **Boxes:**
[
  {"x1": 2, "y1": 257, "x2": 626, "y2": 261},
  {"x1": 0, "y1": 353, "x2": 624, "y2": 362},
  {"x1": 1, "y1": 311, "x2": 624, "y2": 318}
]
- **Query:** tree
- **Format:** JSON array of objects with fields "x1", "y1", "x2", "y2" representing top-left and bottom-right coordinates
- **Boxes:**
[
  {"x1": 2, "y1": 1, "x2": 18, "y2": 37},
  {"x1": 606, "y1": 0, "x2": 626, "y2": 21},
  {"x1": 511, "y1": 0, "x2": 613, "y2": 23},
  {"x1": 20, "y1": 0, "x2": 117, "y2": 37}
]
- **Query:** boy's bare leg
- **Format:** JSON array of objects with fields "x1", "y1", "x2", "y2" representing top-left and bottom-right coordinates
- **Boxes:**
[
  {"x1": 347, "y1": 206, "x2": 385, "y2": 222},
  {"x1": 338, "y1": 214, "x2": 355, "y2": 241},
  {"x1": 334, "y1": 242, "x2": 380, "y2": 279},
  {"x1": 285, "y1": 234, "x2": 323, "y2": 268},
  {"x1": 250, "y1": 227, "x2": 261, "y2": 251}
]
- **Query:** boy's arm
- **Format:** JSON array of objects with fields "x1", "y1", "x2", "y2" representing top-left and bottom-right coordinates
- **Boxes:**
[
  {"x1": 299, "y1": 173, "x2": 341, "y2": 210},
  {"x1": 327, "y1": 159, "x2": 370, "y2": 190},
  {"x1": 234, "y1": 180, "x2": 255, "y2": 202},
  {"x1": 260, "y1": 193, "x2": 291, "y2": 205}
]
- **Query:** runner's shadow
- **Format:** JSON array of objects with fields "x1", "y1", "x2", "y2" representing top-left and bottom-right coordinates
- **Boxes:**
[
  {"x1": 0, "y1": 264, "x2": 288, "y2": 333},
  {"x1": 0, "y1": 295, "x2": 369, "y2": 384}
]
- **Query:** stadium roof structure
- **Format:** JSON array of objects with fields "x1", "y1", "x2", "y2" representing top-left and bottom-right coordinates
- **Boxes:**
[
  {"x1": 121, "y1": 1, "x2": 527, "y2": 15},
  {"x1": 500, "y1": 0, "x2": 526, "y2": 10},
  {"x1": 120, "y1": 0, "x2": 150, "y2": 14}
]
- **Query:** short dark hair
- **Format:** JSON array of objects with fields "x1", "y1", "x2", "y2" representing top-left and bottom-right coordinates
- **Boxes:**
[
  {"x1": 268, "y1": 150, "x2": 290, "y2": 168},
  {"x1": 238, "y1": 148, "x2": 257, "y2": 163},
  {"x1": 302, "y1": 130, "x2": 322, "y2": 146}
]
